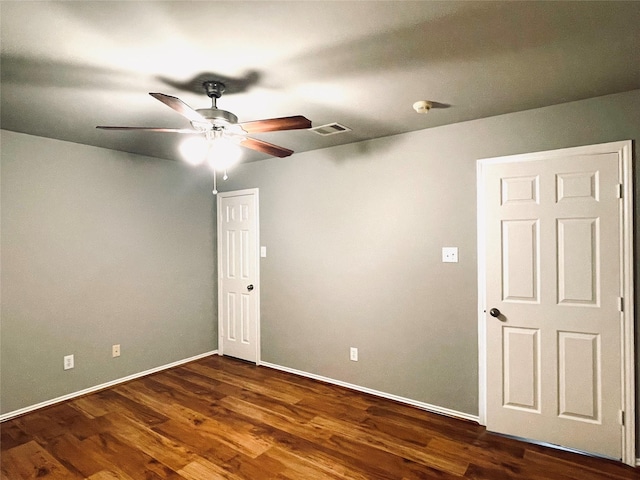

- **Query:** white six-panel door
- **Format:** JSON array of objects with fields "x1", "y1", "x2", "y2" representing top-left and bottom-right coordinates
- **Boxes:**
[
  {"x1": 478, "y1": 141, "x2": 634, "y2": 463},
  {"x1": 217, "y1": 189, "x2": 260, "y2": 363}
]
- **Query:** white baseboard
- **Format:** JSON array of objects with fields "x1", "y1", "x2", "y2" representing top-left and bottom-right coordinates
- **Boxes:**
[
  {"x1": 0, "y1": 350, "x2": 218, "y2": 422},
  {"x1": 259, "y1": 360, "x2": 479, "y2": 424}
]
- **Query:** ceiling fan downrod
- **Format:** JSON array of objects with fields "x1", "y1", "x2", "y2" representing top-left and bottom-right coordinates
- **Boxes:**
[
  {"x1": 196, "y1": 81, "x2": 238, "y2": 125},
  {"x1": 203, "y1": 81, "x2": 225, "y2": 109}
]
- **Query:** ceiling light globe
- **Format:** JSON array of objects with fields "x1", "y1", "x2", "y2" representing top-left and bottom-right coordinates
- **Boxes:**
[
  {"x1": 179, "y1": 136, "x2": 208, "y2": 166},
  {"x1": 206, "y1": 139, "x2": 243, "y2": 171}
]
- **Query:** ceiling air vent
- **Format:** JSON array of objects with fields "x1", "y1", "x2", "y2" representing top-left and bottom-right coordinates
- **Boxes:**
[{"x1": 309, "y1": 122, "x2": 351, "y2": 136}]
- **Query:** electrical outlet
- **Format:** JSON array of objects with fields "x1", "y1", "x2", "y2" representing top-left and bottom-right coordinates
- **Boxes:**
[
  {"x1": 64, "y1": 354, "x2": 74, "y2": 370},
  {"x1": 350, "y1": 347, "x2": 358, "y2": 362},
  {"x1": 442, "y1": 247, "x2": 459, "y2": 263},
  {"x1": 112, "y1": 344, "x2": 121, "y2": 358}
]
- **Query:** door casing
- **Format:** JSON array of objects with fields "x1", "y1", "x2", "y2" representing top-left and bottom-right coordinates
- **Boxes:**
[
  {"x1": 476, "y1": 141, "x2": 635, "y2": 466},
  {"x1": 216, "y1": 188, "x2": 261, "y2": 364}
]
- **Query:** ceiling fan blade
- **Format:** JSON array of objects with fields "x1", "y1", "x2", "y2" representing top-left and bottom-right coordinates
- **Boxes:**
[
  {"x1": 240, "y1": 137, "x2": 294, "y2": 158},
  {"x1": 239, "y1": 115, "x2": 311, "y2": 133},
  {"x1": 96, "y1": 126, "x2": 198, "y2": 133},
  {"x1": 149, "y1": 93, "x2": 208, "y2": 123}
]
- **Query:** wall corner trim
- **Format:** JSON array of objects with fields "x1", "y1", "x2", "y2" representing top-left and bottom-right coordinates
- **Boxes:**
[
  {"x1": 0, "y1": 350, "x2": 218, "y2": 422},
  {"x1": 259, "y1": 361, "x2": 479, "y2": 424}
]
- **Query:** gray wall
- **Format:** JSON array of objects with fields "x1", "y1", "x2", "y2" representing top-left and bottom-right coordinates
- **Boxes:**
[
  {"x1": 0, "y1": 132, "x2": 217, "y2": 414},
  {"x1": 220, "y1": 89, "x2": 640, "y2": 418}
]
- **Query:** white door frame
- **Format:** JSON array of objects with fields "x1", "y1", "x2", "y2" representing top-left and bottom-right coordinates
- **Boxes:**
[
  {"x1": 476, "y1": 141, "x2": 635, "y2": 466},
  {"x1": 216, "y1": 188, "x2": 261, "y2": 364}
]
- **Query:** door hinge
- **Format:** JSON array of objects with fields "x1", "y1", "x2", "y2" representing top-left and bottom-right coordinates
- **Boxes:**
[
  {"x1": 619, "y1": 410, "x2": 625, "y2": 426},
  {"x1": 618, "y1": 297, "x2": 624, "y2": 312},
  {"x1": 616, "y1": 183, "x2": 623, "y2": 199}
]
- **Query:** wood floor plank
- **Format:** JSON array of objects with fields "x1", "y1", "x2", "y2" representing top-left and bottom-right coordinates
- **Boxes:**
[
  {"x1": 462, "y1": 463, "x2": 520, "y2": 480},
  {"x1": 0, "y1": 421, "x2": 31, "y2": 451},
  {"x1": 213, "y1": 395, "x2": 428, "y2": 479},
  {"x1": 83, "y1": 432, "x2": 183, "y2": 479},
  {"x1": 367, "y1": 403, "x2": 482, "y2": 444},
  {"x1": 163, "y1": 367, "x2": 245, "y2": 398},
  {"x1": 70, "y1": 395, "x2": 121, "y2": 419},
  {"x1": 91, "y1": 388, "x2": 169, "y2": 427},
  {"x1": 43, "y1": 432, "x2": 114, "y2": 478},
  {"x1": 2, "y1": 355, "x2": 638, "y2": 479},
  {"x1": 0, "y1": 440, "x2": 82, "y2": 480},
  {"x1": 295, "y1": 393, "x2": 371, "y2": 424},
  {"x1": 217, "y1": 395, "x2": 326, "y2": 439},
  {"x1": 152, "y1": 418, "x2": 241, "y2": 465},
  {"x1": 361, "y1": 410, "x2": 437, "y2": 445},
  {"x1": 426, "y1": 436, "x2": 525, "y2": 476},
  {"x1": 254, "y1": 424, "x2": 407, "y2": 480},
  {"x1": 212, "y1": 402, "x2": 431, "y2": 480},
  {"x1": 184, "y1": 362, "x2": 303, "y2": 404},
  {"x1": 96, "y1": 412, "x2": 198, "y2": 472},
  {"x1": 158, "y1": 401, "x2": 273, "y2": 459},
  {"x1": 148, "y1": 370, "x2": 232, "y2": 402},
  {"x1": 322, "y1": 433, "x2": 463, "y2": 480},
  {"x1": 522, "y1": 449, "x2": 638, "y2": 480},
  {"x1": 85, "y1": 471, "x2": 136, "y2": 480},
  {"x1": 260, "y1": 446, "x2": 347, "y2": 480},
  {"x1": 309, "y1": 415, "x2": 469, "y2": 476},
  {"x1": 207, "y1": 444, "x2": 289, "y2": 480},
  {"x1": 12, "y1": 406, "x2": 77, "y2": 444},
  {"x1": 177, "y1": 458, "x2": 245, "y2": 480}
]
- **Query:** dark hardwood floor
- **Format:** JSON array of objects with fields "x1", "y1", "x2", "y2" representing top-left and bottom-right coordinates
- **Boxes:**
[{"x1": 1, "y1": 355, "x2": 637, "y2": 479}]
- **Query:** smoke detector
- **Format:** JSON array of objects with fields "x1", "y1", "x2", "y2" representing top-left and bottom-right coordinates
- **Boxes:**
[{"x1": 413, "y1": 100, "x2": 433, "y2": 113}]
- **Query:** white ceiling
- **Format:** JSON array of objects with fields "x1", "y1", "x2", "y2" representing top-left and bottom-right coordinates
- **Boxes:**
[{"x1": 2, "y1": 1, "x2": 639, "y2": 163}]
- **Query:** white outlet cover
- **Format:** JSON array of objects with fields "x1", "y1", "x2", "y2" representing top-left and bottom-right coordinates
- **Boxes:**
[
  {"x1": 442, "y1": 247, "x2": 459, "y2": 263},
  {"x1": 64, "y1": 354, "x2": 74, "y2": 370}
]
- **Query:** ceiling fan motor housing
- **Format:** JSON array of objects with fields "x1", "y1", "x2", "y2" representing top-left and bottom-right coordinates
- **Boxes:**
[
  {"x1": 196, "y1": 108, "x2": 238, "y2": 126},
  {"x1": 196, "y1": 81, "x2": 239, "y2": 126}
]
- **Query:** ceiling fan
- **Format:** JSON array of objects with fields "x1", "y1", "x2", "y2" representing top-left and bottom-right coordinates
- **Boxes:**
[{"x1": 97, "y1": 80, "x2": 312, "y2": 158}]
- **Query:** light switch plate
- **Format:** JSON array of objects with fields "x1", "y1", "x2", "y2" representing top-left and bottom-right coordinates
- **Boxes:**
[
  {"x1": 64, "y1": 354, "x2": 74, "y2": 370},
  {"x1": 260, "y1": 246, "x2": 267, "y2": 258},
  {"x1": 442, "y1": 247, "x2": 458, "y2": 263}
]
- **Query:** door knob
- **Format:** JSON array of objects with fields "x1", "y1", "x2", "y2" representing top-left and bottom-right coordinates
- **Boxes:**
[
  {"x1": 247, "y1": 284, "x2": 254, "y2": 291},
  {"x1": 489, "y1": 308, "x2": 501, "y2": 318}
]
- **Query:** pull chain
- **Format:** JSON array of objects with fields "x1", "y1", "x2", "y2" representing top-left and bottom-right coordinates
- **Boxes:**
[{"x1": 212, "y1": 168, "x2": 218, "y2": 195}]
